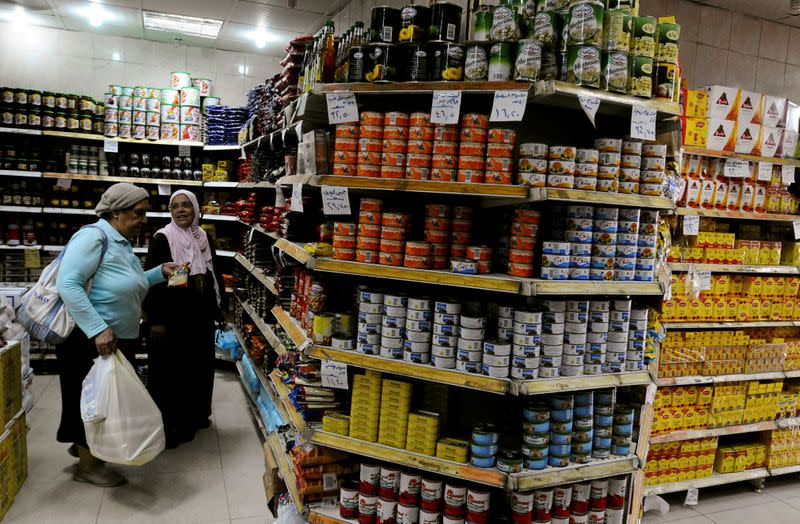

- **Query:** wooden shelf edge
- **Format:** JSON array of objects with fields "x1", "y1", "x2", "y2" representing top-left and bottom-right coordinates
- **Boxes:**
[
  {"x1": 514, "y1": 371, "x2": 653, "y2": 395},
  {"x1": 511, "y1": 455, "x2": 638, "y2": 491},
  {"x1": 650, "y1": 420, "x2": 778, "y2": 444},
  {"x1": 642, "y1": 468, "x2": 770, "y2": 495},
  {"x1": 272, "y1": 305, "x2": 310, "y2": 350}
]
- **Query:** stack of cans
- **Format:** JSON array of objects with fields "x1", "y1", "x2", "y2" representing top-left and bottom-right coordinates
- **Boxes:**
[
  {"x1": 571, "y1": 392, "x2": 595, "y2": 464},
  {"x1": 627, "y1": 307, "x2": 649, "y2": 371},
  {"x1": 619, "y1": 139, "x2": 642, "y2": 194},
  {"x1": 586, "y1": 300, "x2": 611, "y2": 374},
  {"x1": 605, "y1": 300, "x2": 631, "y2": 372},
  {"x1": 357, "y1": 288, "x2": 383, "y2": 356},
  {"x1": 521, "y1": 402, "x2": 549, "y2": 470},
  {"x1": 574, "y1": 147, "x2": 599, "y2": 191},
  {"x1": 405, "y1": 296, "x2": 433, "y2": 364},
  {"x1": 611, "y1": 404, "x2": 636, "y2": 456},
  {"x1": 424, "y1": 204, "x2": 451, "y2": 269},
  {"x1": 507, "y1": 208, "x2": 542, "y2": 278},
  {"x1": 406, "y1": 411, "x2": 439, "y2": 455},
  {"x1": 564, "y1": 300, "x2": 590, "y2": 377},
  {"x1": 357, "y1": 198, "x2": 382, "y2": 264},
  {"x1": 541, "y1": 301, "x2": 566, "y2": 378},
  {"x1": 349, "y1": 370, "x2": 382, "y2": 443},
  {"x1": 597, "y1": 141, "x2": 622, "y2": 193},
  {"x1": 511, "y1": 308, "x2": 542, "y2": 379},
  {"x1": 455, "y1": 313, "x2": 484, "y2": 372},
  {"x1": 429, "y1": 300, "x2": 457, "y2": 369},
  {"x1": 377, "y1": 378, "x2": 412, "y2": 449},
  {"x1": 482, "y1": 337, "x2": 510, "y2": 378},
  {"x1": 549, "y1": 395, "x2": 574, "y2": 468},
  {"x1": 470, "y1": 424, "x2": 499, "y2": 468},
  {"x1": 381, "y1": 293, "x2": 407, "y2": 359},
  {"x1": 593, "y1": 390, "x2": 615, "y2": 460}
]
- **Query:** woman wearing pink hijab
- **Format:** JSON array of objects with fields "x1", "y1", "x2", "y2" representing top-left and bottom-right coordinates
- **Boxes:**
[{"x1": 143, "y1": 189, "x2": 226, "y2": 448}]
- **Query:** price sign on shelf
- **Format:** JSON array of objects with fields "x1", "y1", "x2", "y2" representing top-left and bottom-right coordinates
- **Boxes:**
[
  {"x1": 697, "y1": 270, "x2": 712, "y2": 291},
  {"x1": 178, "y1": 144, "x2": 191, "y2": 157},
  {"x1": 321, "y1": 360, "x2": 348, "y2": 389},
  {"x1": 289, "y1": 183, "x2": 303, "y2": 212},
  {"x1": 321, "y1": 185, "x2": 351, "y2": 215},
  {"x1": 430, "y1": 90, "x2": 462, "y2": 125},
  {"x1": 578, "y1": 94, "x2": 600, "y2": 127},
  {"x1": 490, "y1": 90, "x2": 528, "y2": 122},
  {"x1": 782, "y1": 164, "x2": 796, "y2": 185},
  {"x1": 630, "y1": 106, "x2": 657, "y2": 141},
  {"x1": 724, "y1": 158, "x2": 750, "y2": 178},
  {"x1": 103, "y1": 139, "x2": 118, "y2": 153},
  {"x1": 275, "y1": 187, "x2": 286, "y2": 208},
  {"x1": 683, "y1": 215, "x2": 700, "y2": 236},
  {"x1": 56, "y1": 178, "x2": 72, "y2": 189},
  {"x1": 158, "y1": 184, "x2": 171, "y2": 196},
  {"x1": 325, "y1": 92, "x2": 358, "y2": 124},
  {"x1": 758, "y1": 162, "x2": 773, "y2": 181}
]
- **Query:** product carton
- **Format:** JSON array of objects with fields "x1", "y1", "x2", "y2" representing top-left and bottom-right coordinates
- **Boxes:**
[
  {"x1": 780, "y1": 129, "x2": 799, "y2": 159},
  {"x1": 685, "y1": 89, "x2": 708, "y2": 117},
  {"x1": 738, "y1": 90, "x2": 763, "y2": 124},
  {"x1": 706, "y1": 85, "x2": 741, "y2": 120},
  {"x1": 761, "y1": 96, "x2": 788, "y2": 128},
  {"x1": 734, "y1": 121, "x2": 761, "y2": 154},
  {"x1": 786, "y1": 101, "x2": 800, "y2": 132},
  {"x1": 758, "y1": 126, "x2": 783, "y2": 157},
  {"x1": 684, "y1": 117, "x2": 708, "y2": 148},
  {"x1": 706, "y1": 118, "x2": 737, "y2": 152}
]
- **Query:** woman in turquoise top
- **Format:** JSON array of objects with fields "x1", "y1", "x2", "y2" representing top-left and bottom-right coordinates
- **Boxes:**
[{"x1": 55, "y1": 182, "x2": 177, "y2": 488}]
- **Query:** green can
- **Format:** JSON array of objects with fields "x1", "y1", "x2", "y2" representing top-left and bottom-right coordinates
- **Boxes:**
[
  {"x1": 471, "y1": 5, "x2": 494, "y2": 41},
  {"x1": 601, "y1": 50, "x2": 629, "y2": 93},
  {"x1": 464, "y1": 42, "x2": 489, "y2": 81},
  {"x1": 515, "y1": 39, "x2": 543, "y2": 80},
  {"x1": 567, "y1": 44, "x2": 602, "y2": 88},
  {"x1": 657, "y1": 22, "x2": 681, "y2": 64},
  {"x1": 489, "y1": 42, "x2": 514, "y2": 81},
  {"x1": 559, "y1": 10, "x2": 569, "y2": 52},
  {"x1": 530, "y1": 10, "x2": 560, "y2": 49},
  {"x1": 535, "y1": 0, "x2": 558, "y2": 10},
  {"x1": 567, "y1": 0, "x2": 604, "y2": 47},
  {"x1": 628, "y1": 55, "x2": 654, "y2": 98},
  {"x1": 602, "y1": 9, "x2": 631, "y2": 52},
  {"x1": 541, "y1": 50, "x2": 559, "y2": 80},
  {"x1": 605, "y1": 0, "x2": 634, "y2": 10},
  {"x1": 633, "y1": 16, "x2": 657, "y2": 58},
  {"x1": 490, "y1": 0, "x2": 521, "y2": 41}
]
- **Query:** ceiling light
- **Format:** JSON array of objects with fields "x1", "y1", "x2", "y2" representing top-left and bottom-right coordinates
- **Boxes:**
[
  {"x1": 143, "y1": 10, "x2": 222, "y2": 39},
  {"x1": 112, "y1": 51, "x2": 121, "y2": 61},
  {"x1": 1, "y1": 5, "x2": 33, "y2": 27},
  {"x1": 238, "y1": 65, "x2": 249, "y2": 75},
  {"x1": 80, "y1": 1, "x2": 113, "y2": 27},
  {"x1": 249, "y1": 27, "x2": 277, "y2": 48}
]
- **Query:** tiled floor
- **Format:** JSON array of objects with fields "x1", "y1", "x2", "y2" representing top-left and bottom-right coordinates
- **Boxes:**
[{"x1": 4, "y1": 369, "x2": 275, "y2": 524}]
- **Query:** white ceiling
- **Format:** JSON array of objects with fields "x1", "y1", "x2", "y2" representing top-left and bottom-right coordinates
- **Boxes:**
[
  {"x1": 0, "y1": 0, "x2": 350, "y2": 55},
  {"x1": 692, "y1": 0, "x2": 800, "y2": 27}
]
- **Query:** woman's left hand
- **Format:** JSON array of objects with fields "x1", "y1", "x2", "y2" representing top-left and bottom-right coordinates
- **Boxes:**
[{"x1": 161, "y1": 262, "x2": 180, "y2": 279}]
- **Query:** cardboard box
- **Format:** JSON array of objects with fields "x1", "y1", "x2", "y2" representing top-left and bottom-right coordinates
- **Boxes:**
[
  {"x1": 706, "y1": 85, "x2": 741, "y2": 120},
  {"x1": 685, "y1": 89, "x2": 708, "y2": 118},
  {"x1": 780, "y1": 129, "x2": 799, "y2": 159},
  {"x1": 735, "y1": 121, "x2": 761, "y2": 154},
  {"x1": 706, "y1": 118, "x2": 737, "y2": 151},
  {"x1": 786, "y1": 101, "x2": 800, "y2": 132},
  {"x1": 758, "y1": 126, "x2": 783, "y2": 157},
  {"x1": 738, "y1": 91, "x2": 763, "y2": 124},
  {"x1": 684, "y1": 117, "x2": 708, "y2": 148},
  {"x1": 762, "y1": 95, "x2": 788, "y2": 128}
]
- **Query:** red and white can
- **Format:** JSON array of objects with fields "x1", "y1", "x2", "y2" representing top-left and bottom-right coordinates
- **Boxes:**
[
  {"x1": 510, "y1": 491, "x2": 533, "y2": 523},
  {"x1": 444, "y1": 484, "x2": 466, "y2": 517},
  {"x1": 589, "y1": 479, "x2": 608, "y2": 511},
  {"x1": 533, "y1": 488, "x2": 553, "y2": 521},
  {"x1": 380, "y1": 467, "x2": 401, "y2": 500},
  {"x1": 466, "y1": 488, "x2": 490, "y2": 523},
  {"x1": 553, "y1": 485, "x2": 573, "y2": 518},
  {"x1": 420, "y1": 478, "x2": 443, "y2": 512},
  {"x1": 569, "y1": 513, "x2": 588, "y2": 524},
  {"x1": 587, "y1": 509, "x2": 605, "y2": 524},
  {"x1": 359, "y1": 493, "x2": 378, "y2": 521},
  {"x1": 605, "y1": 507, "x2": 624, "y2": 524},
  {"x1": 361, "y1": 463, "x2": 381, "y2": 495},
  {"x1": 397, "y1": 502, "x2": 420, "y2": 524},
  {"x1": 419, "y1": 509, "x2": 440, "y2": 524},
  {"x1": 607, "y1": 476, "x2": 627, "y2": 509},
  {"x1": 443, "y1": 515, "x2": 464, "y2": 524},
  {"x1": 340, "y1": 480, "x2": 360, "y2": 519},
  {"x1": 377, "y1": 497, "x2": 398, "y2": 524},
  {"x1": 552, "y1": 517, "x2": 570, "y2": 524},
  {"x1": 572, "y1": 483, "x2": 591, "y2": 514},
  {"x1": 399, "y1": 472, "x2": 421, "y2": 505}
]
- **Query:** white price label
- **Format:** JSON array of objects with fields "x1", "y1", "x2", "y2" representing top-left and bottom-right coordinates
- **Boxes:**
[
  {"x1": 578, "y1": 94, "x2": 600, "y2": 127},
  {"x1": 794, "y1": 221, "x2": 800, "y2": 240},
  {"x1": 178, "y1": 144, "x2": 191, "y2": 157},
  {"x1": 321, "y1": 360, "x2": 348, "y2": 389},
  {"x1": 782, "y1": 165, "x2": 796, "y2": 185},
  {"x1": 289, "y1": 184, "x2": 303, "y2": 212},
  {"x1": 325, "y1": 92, "x2": 359, "y2": 124},
  {"x1": 724, "y1": 158, "x2": 750, "y2": 178},
  {"x1": 321, "y1": 185, "x2": 352, "y2": 215},
  {"x1": 322, "y1": 472, "x2": 338, "y2": 491},
  {"x1": 56, "y1": 178, "x2": 72, "y2": 189},
  {"x1": 490, "y1": 90, "x2": 528, "y2": 122},
  {"x1": 685, "y1": 487, "x2": 699, "y2": 506},
  {"x1": 697, "y1": 270, "x2": 712, "y2": 291},
  {"x1": 430, "y1": 90, "x2": 462, "y2": 124},
  {"x1": 758, "y1": 162, "x2": 773, "y2": 181},
  {"x1": 275, "y1": 187, "x2": 286, "y2": 208},
  {"x1": 630, "y1": 106, "x2": 657, "y2": 141},
  {"x1": 103, "y1": 139, "x2": 118, "y2": 153},
  {"x1": 158, "y1": 184, "x2": 171, "y2": 196},
  {"x1": 683, "y1": 215, "x2": 700, "y2": 236}
]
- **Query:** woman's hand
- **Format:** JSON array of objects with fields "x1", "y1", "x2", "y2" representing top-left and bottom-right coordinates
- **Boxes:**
[
  {"x1": 161, "y1": 262, "x2": 180, "y2": 279},
  {"x1": 95, "y1": 327, "x2": 117, "y2": 357}
]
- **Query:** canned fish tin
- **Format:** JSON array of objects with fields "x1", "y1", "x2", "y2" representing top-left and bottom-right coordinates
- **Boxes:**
[
  {"x1": 429, "y1": 42, "x2": 465, "y2": 81},
  {"x1": 567, "y1": 1, "x2": 604, "y2": 46},
  {"x1": 531, "y1": 10, "x2": 559, "y2": 49},
  {"x1": 633, "y1": 16, "x2": 657, "y2": 58},
  {"x1": 429, "y1": 2, "x2": 462, "y2": 42},
  {"x1": 488, "y1": 42, "x2": 513, "y2": 81},
  {"x1": 567, "y1": 45, "x2": 601, "y2": 88},
  {"x1": 629, "y1": 55, "x2": 654, "y2": 98},
  {"x1": 514, "y1": 39, "x2": 542, "y2": 81},
  {"x1": 602, "y1": 51, "x2": 629, "y2": 93},
  {"x1": 464, "y1": 42, "x2": 489, "y2": 81}
]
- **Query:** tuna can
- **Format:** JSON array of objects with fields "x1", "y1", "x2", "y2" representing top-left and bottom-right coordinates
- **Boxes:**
[
  {"x1": 429, "y1": 2, "x2": 462, "y2": 42},
  {"x1": 464, "y1": 42, "x2": 489, "y2": 81},
  {"x1": 567, "y1": 45, "x2": 601, "y2": 88},
  {"x1": 404, "y1": 43, "x2": 429, "y2": 81},
  {"x1": 567, "y1": 1, "x2": 604, "y2": 46},
  {"x1": 429, "y1": 41, "x2": 465, "y2": 81},
  {"x1": 602, "y1": 51, "x2": 629, "y2": 93},
  {"x1": 348, "y1": 46, "x2": 367, "y2": 82},
  {"x1": 603, "y1": 9, "x2": 631, "y2": 52},
  {"x1": 514, "y1": 39, "x2": 542, "y2": 81},
  {"x1": 377, "y1": 497, "x2": 397, "y2": 523},
  {"x1": 655, "y1": 61, "x2": 677, "y2": 100},
  {"x1": 628, "y1": 55, "x2": 654, "y2": 98},
  {"x1": 366, "y1": 43, "x2": 400, "y2": 82},
  {"x1": 400, "y1": 4, "x2": 431, "y2": 42},
  {"x1": 471, "y1": 4, "x2": 493, "y2": 41},
  {"x1": 371, "y1": 6, "x2": 401, "y2": 43},
  {"x1": 633, "y1": 16, "x2": 657, "y2": 58}
]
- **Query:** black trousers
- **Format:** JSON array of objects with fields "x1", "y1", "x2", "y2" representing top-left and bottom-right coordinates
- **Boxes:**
[{"x1": 55, "y1": 329, "x2": 137, "y2": 447}]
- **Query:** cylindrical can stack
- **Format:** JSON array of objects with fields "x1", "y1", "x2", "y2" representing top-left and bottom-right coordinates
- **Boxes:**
[
  {"x1": 540, "y1": 302, "x2": 566, "y2": 379},
  {"x1": 382, "y1": 111, "x2": 409, "y2": 179},
  {"x1": 434, "y1": 300, "x2": 460, "y2": 369},
  {"x1": 333, "y1": 221, "x2": 357, "y2": 261},
  {"x1": 548, "y1": 394, "x2": 573, "y2": 468},
  {"x1": 574, "y1": 147, "x2": 599, "y2": 191},
  {"x1": 380, "y1": 211, "x2": 408, "y2": 266},
  {"x1": 470, "y1": 424, "x2": 499, "y2": 468},
  {"x1": 605, "y1": 299, "x2": 631, "y2": 372},
  {"x1": 455, "y1": 313, "x2": 484, "y2": 373},
  {"x1": 611, "y1": 403, "x2": 635, "y2": 456},
  {"x1": 160, "y1": 87, "x2": 181, "y2": 141},
  {"x1": 639, "y1": 143, "x2": 668, "y2": 196},
  {"x1": 618, "y1": 139, "x2": 641, "y2": 194},
  {"x1": 406, "y1": 411, "x2": 439, "y2": 455},
  {"x1": 380, "y1": 292, "x2": 405, "y2": 360},
  {"x1": 432, "y1": 122, "x2": 458, "y2": 181},
  {"x1": 517, "y1": 142, "x2": 548, "y2": 187},
  {"x1": 449, "y1": 205, "x2": 474, "y2": 272},
  {"x1": 510, "y1": 476, "x2": 629, "y2": 524},
  {"x1": 333, "y1": 123, "x2": 359, "y2": 176},
  {"x1": 424, "y1": 203, "x2": 450, "y2": 269},
  {"x1": 507, "y1": 208, "x2": 541, "y2": 278},
  {"x1": 407, "y1": 112, "x2": 433, "y2": 180},
  {"x1": 405, "y1": 296, "x2": 433, "y2": 364},
  {"x1": 626, "y1": 307, "x2": 648, "y2": 371},
  {"x1": 592, "y1": 389, "x2": 615, "y2": 459},
  {"x1": 570, "y1": 391, "x2": 594, "y2": 464},
  {"x1": 546, "y1": 144, "x2": 576, "y2": 189},
  {"x1": 358, "y1": 111, "x2": 384, "y2": 178},
  {"x1": 348, "y1": 370, "x2": 382, "y2": 442},
  {"x1": 378, "y1": 378, "x2": 412, "y2": 449},
  {"x1": 485, "y1": 128, "x2": 516, "y2": 184},
  {"x1": 457, "y1": 113, "x2": 490, "y2": 183},
  {"x1": 482, "y1": 336, "x2": 510, "y2": 378},
  {"x1": 357, "y1": 288, "x2": 382, "y2": 356},
  {"x1": 179, "y1": 83, "x2": 201, "y2": 142},
  {"x1": 357, "y1": 198, "x2": 383, "y2": 264},
  {"x1": 597, "y1": 139, "x2": 621, "y2": 193}
]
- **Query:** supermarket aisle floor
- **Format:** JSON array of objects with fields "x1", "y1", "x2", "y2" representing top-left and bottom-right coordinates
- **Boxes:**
[
  {"x1": 643, "y1": 479, "x2": 800, "y2": 524},
  {"x1": 5, "y1": 369, "x2": 274, "y2": 524}
]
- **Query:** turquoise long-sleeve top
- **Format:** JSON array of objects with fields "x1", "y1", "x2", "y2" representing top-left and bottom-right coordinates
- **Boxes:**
[{"x1": 56, "y1": 219, "x2": 165, "y2": 339}]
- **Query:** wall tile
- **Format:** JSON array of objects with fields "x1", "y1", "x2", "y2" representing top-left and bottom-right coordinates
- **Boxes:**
[
  {"x1": 216, "y1": 50, "x2": 247, "y2": 77},
  {"x1": 638, "y1": 0, "x2": 668, "y2": 16},
  {"x1": 693, "y1": 45, "x2": 727, "y2": 88},
  {"x1": 755, "y1": 57, "x2": 786, "y2": 96},
  {"x1": 124, "y1": 38, "x2": 154, "y2": 64},
  {"x1": 670, "y1": 0, "x2": 701, "y2": 43},
  {"x1": 785, "y1": 65, "x2": 800, "y2": 100},
  {"x1": 729, "y1": 13, "x2": 761, "y2": 56},
  {"x1": 697, "y1": 5, "x2": 731, "y2": 48},
  {"x1": 92, "y1": 34, "x2": 126, "y2": 61},
  {"x1": 187, "y1": 47, "x2": 218, "y2": 78},
  {"x1": 214, "y1": 74, "x2": 248, "y2": 106},
  {"x1": 725, "y1": 51, "x2": 757, "y2": 91},
  {"x1": 60, "y1": 31, "x2": 95, "y2": 59},
  {"x1": 680, "y1": 42, "x2": 698, "y2": 88},
  {"x1": 759, "y1": 21, "x2": 790, "y2": 62},
  {"x1": 788, "y1": 28, "x2": 800, "y2": 66},
  {"x1": 151, "y1": 42, "x2": 188, "y2": 70}
]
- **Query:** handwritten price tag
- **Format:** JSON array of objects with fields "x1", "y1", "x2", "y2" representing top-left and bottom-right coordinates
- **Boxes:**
[
  {"x1": 724, "y1": 158, "x2": 750, "y2": 178},
  {"x1": 490, "y1": 90, "x2": 528, "y2": 122},
  {"x1": 103, "y1": 139, "x2": 118, "y2": 153},
  {"x1": 578, "y1": 94, "x2": 600, "y2": 127},
  {"x1": 326, "y1": 92, "x2": 358, "y2": 124},
  {"x1": 794, "y1": 221, "x2": 800, "y2": 240},
  {"x1": 630, "y1": 106, "x2": 657, "y2": 141},
  {"x1": 290, "y1": 184, "x2": 303, "y2": 212},
  {"x1": 782, "y1": 165, "x2": 796, "y2": 185},
  {"x1": 178, "y1": 144, "x2": 191, "y2": 157},
  {"x1": 321, "y1": 360, "x2": 348, "y2": 389},
  {"x1": 321, "y1": 186, "x2": 351, "y2": 215},
  {"x1": 275, "y1": 187, "x2": 286, "y2": 208},
  {"x1": 430, "y1": 90, "x2": 462, "y2": 124},
  {"x1": 158, "y1": 184, "x2": 171, "y2": 196},
  {"x1": 56, "y1": 178, "x2": 72, "y2": 189},
  {"x1": 758, "y1": 162, "x2": 773, "y2": 181},
  {"x1": 697, "y1": 270, "x2": 712, "y2": 291},
  {"x1": 683, "y1": 215, "x2": 700, "y2": 236}
]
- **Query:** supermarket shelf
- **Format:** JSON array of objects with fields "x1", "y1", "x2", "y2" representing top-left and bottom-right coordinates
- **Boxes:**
[
  {"x1": 42, "y1": 131, "x2": 104, "y2": 141},
  {"x1": 0, "y1": 127, "x2": 41, "y2": 135},
  {"x1": 42, "y1": 207, "x2": 93, "y2": 215},
  {"x1": 0, "y1": 205, "x2": 42, "y2": 213},
  {"x1": 234, "y1": 253, "x2": 279, "y2": 295},
  {"x1": 673, "y1": 207, "x2": 800, "y2": 223},
  {"x1": 217, "y1": 250, "x2": 236, "y2": 258},
  {"x1": 512, "y1": 371, "x2": 653, "y2": 395},
  {"x1": 657, "y1": 371, "x2": 786, "y2": 386},
  {"x1": 202, "y1": 213, "x2": 239, "y2": 222},
  {"x1": 650, "y1": 420, "x2": 778, "y2": 444},
  {"x1": 42, "y1": 130, "x2": 204, "y2": 147},
  {"x1": 307, "y1": 345, "x2": 511, "y2": 395},
  {"x1": 42, "y1": 172, "x2": 203, "y2": 187},
  {"x1": 309, "y1": 175, "x2": 530, "y2": 199},
  {"x1": 203, "y1": 181, "x2": 240, "y2": 188},
  {"x1": 511, "y1": 455, "x2": 639, "y2": 491},
  {"x1": 272, "y1": 305, "x2": 310, "y2": 350},
  {"x1": 0, "y1": 245, "x2": 41, "y2": 250},
  {"x1": 668, "y1": 263, "x2": 799, "y2": 275},
  {"x1": 785, "y1": 370, "x2": 800, "y2": 378},
  {"x1": 0, "y1": 169, "x2": 41, "y2": 178},
  {"x1": 239, "y1": 299, "x2": 281, "y2": 349},
  {"x1": 241, "y1": 136, "x2": 262, "y2": 150},
  {"x1": 240, "y1": 221, "x2": 281, "y2": 240},
  {"x1": 542, "y1": 80, "x2": 682, "y2": 117},
  {"x1": 529, "y1": 280, "x2": 663, "y2": 296},
  {"x1": 310, "y1": 430, "x2": 507, "y2": 488},
  {"x1": 203, "y1": 144, "x2": 240, "y2": 151},
  {"x1": 530, "y1": 187, "x2": 675, "y2": 210},
  {"x1": 663, "y1": 321, "x2": 800, "y2": 329},
  {"x1": 643, "y1": 468, "x2": 770, "y2": 496},
  {"x1": 682, "y1": 146, "x2": 800, "y2": 168},
  {"x1": 270, "y1": 373, "x2": 307, "y2": 432},
  {"x1": 266, "y1": 431, "x2": 305, "y2": 515},
  {"x1": 307, "y1": 507, "x2": 353, "y2": 524},
  {"x1": 770, "y1": 464, "x2": 800, "y2": 476},
  {"x1": 274, "y1": 238, "x2": 314, "y2": 265}
]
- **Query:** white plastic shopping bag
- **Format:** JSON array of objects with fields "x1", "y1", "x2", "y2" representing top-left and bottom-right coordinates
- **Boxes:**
[
  {"x1": 80, "y1": 356, "x2": 114, "y2": 423},
  {"x1": 84, "y1": 351, "x2": 166, "y2": 465}
]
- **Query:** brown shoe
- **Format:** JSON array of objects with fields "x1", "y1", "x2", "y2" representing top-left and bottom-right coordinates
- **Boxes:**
[{"x1": 74, "y1": 467, "x2": 127, "y2": 487}]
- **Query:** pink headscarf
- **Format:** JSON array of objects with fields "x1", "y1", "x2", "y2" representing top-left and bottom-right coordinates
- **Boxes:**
[{"x1": 156, "y1": 190, "x2": 220, "y2": 304}]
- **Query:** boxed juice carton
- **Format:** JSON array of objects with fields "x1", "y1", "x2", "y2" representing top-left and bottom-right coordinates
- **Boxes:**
[{"x1": 685, "y1": 89, "x2": 708, "y2": 117}]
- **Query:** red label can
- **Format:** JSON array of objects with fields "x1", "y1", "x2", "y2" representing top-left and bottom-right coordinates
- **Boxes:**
[
  {"x1": 399, "y1": 471, "x2": 421, "y2": 505},
  {"x1": 606, "y1": 476, "x2": 627, "y2": 509},
  {"x1": 396, "y1": 502, "x2": 420, "y2": 524},
  {"x1": 571, "y1": 483, "x2": 590, "y2": 514},
  {"x1": 510, "y1": 491, "x2": 533, "y2": 523},
  {"x1": 360, "y1": 463, "x2": 381, "y2": 495},
  {"x1": 379, "y1": 467, "x2": 401, "y2": 500},
  {"x1": 420, "y1": 478, "x2": 442, "y2": 511},
  {"x1": 359, "y1": 493, "x2": 378, "y2": 523},
  {"x1": 377, "y1": 497, "x2": 398, "y2": 524},
  {"x1": 553, "y1": 485, "x2": 572, "y2": 518},
  {"x1": 588, "y1": 509, "x2": 605, "y2": 524},
  {"x1": 443, "y1": 483, "x2": 466, "y2": 517},
  {"x1": 419, "y1": 509, "x2": 440, "y2": 524},
  {"x1": 340, "y1": 480, "x2": 360, "y2": 518},
  {"x1": 532, "y1": 488, "x2": 553, "y2": 521}
]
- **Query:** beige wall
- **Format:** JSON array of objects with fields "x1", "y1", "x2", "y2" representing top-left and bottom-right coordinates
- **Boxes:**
[{"x1": 639, "y1": 0, "x2": 800, "y2": 100}]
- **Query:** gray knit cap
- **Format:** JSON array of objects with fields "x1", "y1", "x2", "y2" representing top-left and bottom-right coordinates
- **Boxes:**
[{"x1": 95, "y1": 183, "x2": 149, "y2": 216}]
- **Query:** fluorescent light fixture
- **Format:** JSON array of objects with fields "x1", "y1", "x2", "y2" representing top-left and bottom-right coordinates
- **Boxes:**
[
  {"x1": 143, "y1": 10, "x2": 222, "y2": 39},
  {"x1": 1, "y1": 5, "x2": 33, "y2": 27},
  {"x1": 80, "y1": 1, "x2": 113, "y2": 27},
  {"x1": 249, "y1": 27, "x2": 278, "y2": 48}
]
